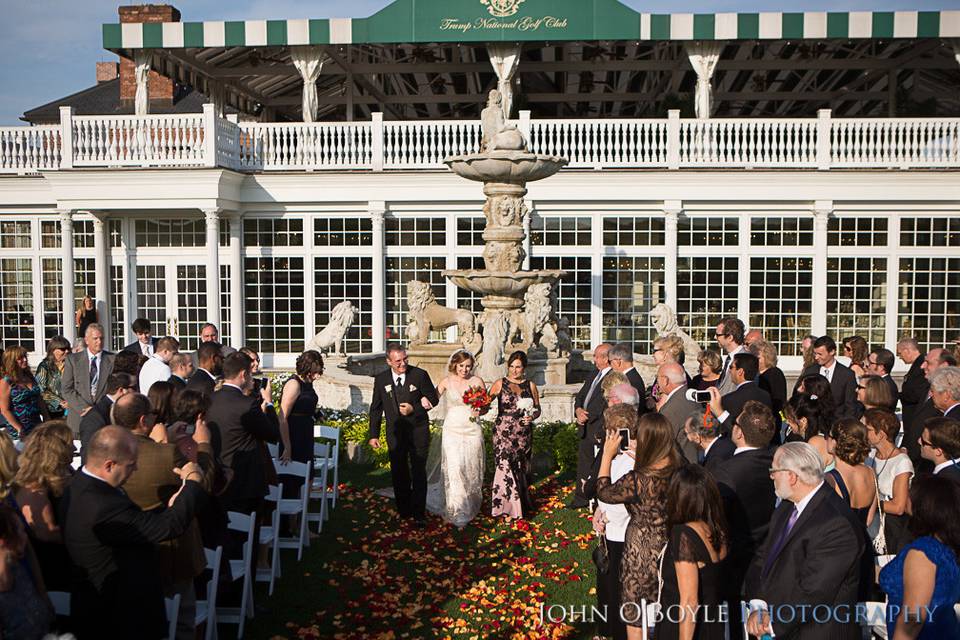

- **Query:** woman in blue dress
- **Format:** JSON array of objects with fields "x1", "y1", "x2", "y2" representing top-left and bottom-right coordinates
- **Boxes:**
[{"x1": 879, "y1": 475, "x2": 960, "y2": 639}]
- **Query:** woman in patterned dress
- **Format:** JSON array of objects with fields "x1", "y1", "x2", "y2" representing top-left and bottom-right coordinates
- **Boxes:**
[
  {"x1": 34, "y1": 336, "x2": 70, "y2": 420},
  {"x1": 0, "y1": 346, "x2": 48, "y2": 443},
  {"x1": 489, "y1": 351, "x2": 541, "y2": 519}
]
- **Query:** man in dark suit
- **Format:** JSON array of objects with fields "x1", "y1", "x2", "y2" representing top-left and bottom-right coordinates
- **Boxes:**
[
  {"x1": 867, "y1": 347, "x2": 900, "y2": 406},
  {"x1": 708, "y1": 353, "x2": 772, "y2": 433},
  {"x1": 78, "y1": 372, "x2": 137, "y2": 456},
  {"x1": 190, "y1": 323, "x2": 237, "y2": 370},
  {"x1": 904, "y1": 348, "x2": 956, "y2": 473},
  {"x1": 60, "y1": 426, "x2": 206, "y2": 640},
  {"x1": 62, "y1": 323, "x2": 116, "y2": 434},
  {"x1": 368, "y1": 343, "x2": 439, "y2": 525},
  {"x1": 185, "y1": 342, "x2": 223, "y2": 399},
  {"x1": 920, "y1": 417, "x2": 960, "y2": 485},
  {"x1": 570, "y1": 343, "x2": 611, "y2": 507},
  {"x1": 168, "y1": 352, "x2": 194, "y2": 390},
  {"x1": 123, "y1": 317, "x2": 160, "y2": 356},
  {"x1": 792, "y1": 335, "x2": 859, "y2": 419},
  {"x1": 930, "y1": 366, "x2": 960, "y2": 420},
  {"x1": 655, "y1": 362, "x2": 701, "y2": 463},
  {"x1": 607, "y1": 343, "x2": 647, "y2": 414},
  {"x1": 682, "y1": 406, "x2": 735, "y2": 471},
  {"x1": 712, "y1": 401, "x2": 777, "y2": 634},
  {"x1": 897, "y1": 338, "x2": 928, "y2": 429},
  {"x1": 745, "y1": 442, "x2": 865, "y2": 640}
]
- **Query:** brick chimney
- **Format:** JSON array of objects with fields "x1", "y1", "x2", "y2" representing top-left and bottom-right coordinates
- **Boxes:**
[
  {"x1": 96, "y1": 62, "x2": 119, "y2": 83},
  {"x1": 118, "y1": 5, "x2": 181, "y2": 106}
]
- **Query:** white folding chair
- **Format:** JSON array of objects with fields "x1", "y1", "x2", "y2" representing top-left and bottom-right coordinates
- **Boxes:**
[
  {"x1": 266, "y1": 442, "x2": 279, "y2": 459},
  {"x1": 272, "y1": 460, "x2": 311, "y2": 560},
  {"x1": 72, "y1": 439, "x2": 82, "y2": 471},
  {"x1": 640, "y1": 600, "x2": 658, "y2": 640},
  {"x1": 307, "y1": 442, "x2": 331, "y2": 532},
  {"x1": 256, "y1": 484, "x2": 282, "y2": 595},
  {"x1": 48, "y1": 590, "x2": 70, "y2": 616},
  {"x1": 314, "y1": 424, "x2": 341, "y2": 508},
  {"x1": 165, "y1": 593, "x2": 181, "y2": 640},
  {"x1": 218, "y1": 512, "x2": 256, "y2": 639},
  {"x1": 196, "y1": 545, "x2": 222, "y2": 640}
]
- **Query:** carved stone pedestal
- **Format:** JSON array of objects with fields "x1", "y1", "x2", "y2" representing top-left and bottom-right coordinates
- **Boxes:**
[{"x1": 406, "y1": 343, "x2": 464, "y2": 384}]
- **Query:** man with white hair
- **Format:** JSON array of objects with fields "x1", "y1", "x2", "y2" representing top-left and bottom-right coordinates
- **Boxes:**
[
  {"x1": 606, "y1": 383, "x2": 639, "y2": 407},
  {"x1": 745, "y1": 442, "x2": 866, "y2": 640},
  {"x1": 607, "y1": 343, "x2": 647, "y2": 412},
  {"x1": 656, "y1": 362, "x2": 700, "y2": 463},
  {"x1": 929, "y1": 366, "x2": 960, "y2": 419}
]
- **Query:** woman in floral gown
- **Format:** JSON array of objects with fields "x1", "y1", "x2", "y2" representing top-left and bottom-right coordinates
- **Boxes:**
[{"x1": 489, "y1": 351, "x2": 541, "y2": 519}]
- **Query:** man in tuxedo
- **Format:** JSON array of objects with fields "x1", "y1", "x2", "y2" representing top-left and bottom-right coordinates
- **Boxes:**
[
  {"x1": 712, "y1": 401, "x2": 776, "y2": 633},
  {"x1": 792, "y1": 335, "x2": 859, "y2": 419},
  {"x1": 607, "y1": 343, "x2": 647, "y2": 413},
  {"x1": 368, "y1": 343, "x2": 439, "y2": 526},
  {"x1": 897, "y1": 338, "x2": 929, "y2": 432},
  {"x1": 867, "y1": 347, "x2": 900, "y2": 406},
  {"x1": 123, "y1": 317, "x2": 160, "y2": 356},
  {"x1": 168, "y1": 352, "x2": 195, "y2": 390},
  {"x1": 60, "y1": 426, "x2": 206, "y2": 640},
  {"x1": 570, "y1": 343, "x2": 611, "y2": 507},
  {"x1": 78, "y1": 372, "x2": 137, "y2": 456},
  {"x1": 904, "y1": 348, "x2": 956, "y2": 474},
  {"x1": 185, "y1": 342, "x2": 223, "y2": 399},
  {"x1": 715, "y1": 318, "x2": 748, "y2": 396},
  {"x1": 683, "y1": 407, "x2": 735, "y2": 471},
  {"x1": 62, "y1": 323, "x2": 116, "y2": 434},
  {"x1": 707, "y1": 353, "x2": 772, "y2": 433},
  {"x1": 745, "y1": 442, "x2": 865, "y2": 640},
  {"x1": 655, "y1": 362, "x2": 700, "y2": 463},
  {"x1": 920, "y1": 417, "x2": 960, "y2": 485},
  {"x1": 929, "y1": 366, "x2": 960, "y2": 419},
  {"x1": 139, "y1": 336, "x2": 179, "y2": 395}
]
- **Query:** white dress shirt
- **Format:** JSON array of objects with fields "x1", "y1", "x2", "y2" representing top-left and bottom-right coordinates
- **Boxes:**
[
  {"x1": 138, "y1": 355, "x2": 171, "y2": 395},
  {"x1": 599, "y1": 451, "x2": 634, "y2": 542},
  {"x1": 819, "y1": 361, "x2": 836, "y2": 382}
]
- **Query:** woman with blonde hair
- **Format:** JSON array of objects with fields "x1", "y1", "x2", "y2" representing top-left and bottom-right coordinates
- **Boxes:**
[
  {"x1": 75, "y1": 294, "x2": 98, "y2": 350},
  {"x1": 601, "y1": 370, "x2": 628, "y2": 400},
  {"x1": 648, "y1": 335, "x2": 687, "y2": 410},
  {"x1": 0, "y1": 346, "x2": 48, "y2": 442},
  {"x1": 859, "y1": 374, "x2": 896, "y2": 411},
  {"x1": 690, "y1": 349, "x2": 722, "y2": 391},
  {"x1": 750, "y1": 340, "x2": 787, "y2": 434}
]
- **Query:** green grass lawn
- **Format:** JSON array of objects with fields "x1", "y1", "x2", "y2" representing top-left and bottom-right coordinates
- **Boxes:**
[{"x1": 240, "y1": 462, "x2": 603, "y2": 640}]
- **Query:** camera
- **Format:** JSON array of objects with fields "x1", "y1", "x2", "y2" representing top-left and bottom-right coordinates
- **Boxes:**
[
  {"x1": 618, "y1": 428, "x2": 630, "y2": 451},
  {"x1": 685, "y1": 388, "x2": 713, "y2": 404},
  {"x1": 253, "y1": 377, "x2": 268, "y2": 392}
]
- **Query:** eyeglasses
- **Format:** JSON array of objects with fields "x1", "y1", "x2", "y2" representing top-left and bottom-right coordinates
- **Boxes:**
[
  {"x1": 768, "y1": 468, "x2": 793, "y2": 475},
  {"x1": 919, "y1": 437, "x2": 935, "y2": 448},
  {"x1": 715, "y1": 333, "x2": 728, "y2": 338},
  {"x1": 653, "y1": 348, "x2": 663, "y2": 353},
  {"x1": 856, "y1": 385, "x2": 866, "y2": 390}
]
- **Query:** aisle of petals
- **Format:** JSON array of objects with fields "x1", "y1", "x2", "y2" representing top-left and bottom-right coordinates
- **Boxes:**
[{"x1": 282, "y1": 475, "x2": 595, "y2": 640}]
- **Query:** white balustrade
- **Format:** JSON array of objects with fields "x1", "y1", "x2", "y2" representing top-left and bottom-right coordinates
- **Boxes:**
[
  {"x1": 238, "y1": 121, "x2": 372, "y2": 170},
  {"x1": 72, "y1": 114, "x2": 206, "y2": 167},
  {"x1": 831, "y1": 118, "x2": 960, "y2": 168},
  {"x1": 528, "y1": 119, "x2": 670, "y2": 168},
  {"x1": 381, "y1": 120, "x2": 482, "y2": 169},
  {"x1": 214, "y1": 117, "x2": 242, "y2": 171},
  {"x1": 0, "y1": 125, "x2": 61, "y2": 173},
  {"x1": 679, "y1": 118, "x2": 818, "y2": 167}
]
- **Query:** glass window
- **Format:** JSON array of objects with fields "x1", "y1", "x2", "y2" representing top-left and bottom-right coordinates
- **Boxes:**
[
  {"x1": 110, "y1": 265, "x2": 125, "y2": 352},
  {"x1": 0, "y1": 221, "x2": 31, "y2": 249},
  {"x1": 134, "y1": 265, "x2": 167, "y2": 334},
  {"x1": 109, "y1": 219, "x2": 123, "y2": 248},
  {"x1": 40, "y1": 221, "x2": 60, "y2": 248},
  {"x1": 456, "y1": 217, "x2": 486, "y2": 246},
  {"x1": 530, "y1": 216, "x2": 591, "y2": 246},
  {"x1": 385, "y1": 217, "x2": 446, "y2": 246},
  {"x1": 678, "y1": 217, "x2": 738, "y2": 246},
  {"x1": 826, "y1": 257, "x2": 886, "y2": 346},
  {"x1": 314, "y1": 256, "x2": 373, "y2": 354},
  {"x1": 455, "y1": 256, "x2": 486, "y2": 316},
  {"x1": 531, "y1": 256, "x2": 592, "y2": 349},
  {"x1": 244, "y1": 257, "x2": 305, "y2": 353},
  {"x1": 385, "y1": 257, "x2": 447, "y2": 342},
  {"x1": 897, "y1": 257, "x2": 960, "y2": 351},
  {"x1": 243, "y1": 218, "x2": 304, "y2": 247},
  {"x1": 601, "y1": 256, "x2": 666, "y2": 349},
  {"x1": 136, "y1": 219, "x2": 207, "y2": 248},
  {"x1": 314, "y1": 217, "x2": 373, "y2": 247},
  {"x1": 677, "y1": 256, "x2": 740, "y2": 346},
  {"x1": 41, "y1": 258, "x2": 96, "y2": 339},
  {"x1": 74, "y1": 220, "x2": 95, "y2": 248},
  {"x1": 750, "y1": 217, "x2": 813, "y2": 246},
  {"x1": 0, "y1": 258, "x2": 34, "y2": 344},
  {"x1": 748, "y1": 257, "x2": 814, "y2": 356},
  {"x1": 900, "y1": 217, "x2": 960, "y2": 247},
  {"x1": 827, "y1": 217, "x2": 887, "y2": 247},
  {"x1": 602, "y1": 216, "x2": 666, "y2": 246},
  {"x1": 220, "y1": 265, "x2": 231, "y2": 347},
  {"x1": 175, "y1": 265, "x2": 208, "y2": 352},
  {"x1": 40, "y1": 219, "x2": 106, "y2": 249}
]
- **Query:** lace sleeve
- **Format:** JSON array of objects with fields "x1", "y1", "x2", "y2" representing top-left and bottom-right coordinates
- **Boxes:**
[
  {"x1": 672, "y1": 525, "x2": 705, "y2": 564},
  {"x1": 596, "y1": 470, "x2": 639, "y2": 504}
]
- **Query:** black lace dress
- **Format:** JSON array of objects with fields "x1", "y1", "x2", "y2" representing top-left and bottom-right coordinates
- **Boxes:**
[
  {"x1": 656, "y1": 524, "x2": 726, "y2": 640},
  {"x1": 491, "y1": 378, "x2": 540, "y2": 518},
  {"x1": 280, "y1": 376, "x2": 319, "y2": 464}
]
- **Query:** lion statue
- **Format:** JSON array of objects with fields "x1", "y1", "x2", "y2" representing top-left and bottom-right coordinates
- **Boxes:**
[
  {"x1": 510, "y1": 283, "x2": 572, "y2": 356},
  {"x1": 306, "y1": 300, "x2": 355, "y2": 356},
  {"x1": 406, "y1": 281, "x2": 481, "y2": 352},
  {"x1": 650, "y1": 303, "x2": 702, "y2": 364}
]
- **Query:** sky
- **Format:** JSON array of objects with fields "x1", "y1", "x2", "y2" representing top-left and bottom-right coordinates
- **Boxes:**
[{"x1": 0, "y1": 0, "x2": 956, "y2": 125}]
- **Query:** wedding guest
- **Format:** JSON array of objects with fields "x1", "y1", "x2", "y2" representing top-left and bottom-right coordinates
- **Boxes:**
[
  {"x1": 929, "y1": 366, "x2": 960, "y2": 419},
  {"x1": 78, "y1": 372, "x2": 137, "y2": 455},
  {"x1": 75, "y1": 295, "x2": 98, "y2": 348},
  {"x1": 596, "y1": 412, "x2": 682, "y2": 639},
  {"x1": 864, "y1": 408, "x2": 914, "y2": 554},
  {"x1": 859, "y1": 373, "x2": 896, "y2": 411},
  {"x1": 744, "y1": 329, "x2": 763, "y2": 346},
  {"x1": 750, "y1": 340, "x2": 787, "y2": 437},
  {"x1": 706, "y1": 353, "x2": 772, "y2": 433},
  {"x1": 824, "y1": 418, "x2": 877, "y2": 528},
  {"x1": 867, "y1": 348, "x2": 900, "y2": 405},
  {"x1": 123, "y1": 317, "x2": 159, "y2": 356},
  {"x1": 879, "y1": 475, "x2": 960, "y2": 639},
  {"x1": 35, "y1": 336, "x2": 71, "y2": 419},
  {"x1": 690, "y1": 349, "x2": 722, "y2": 391},
  {"x1": 800, "y1": 334, "x2": 817, "y2": 370},
  {"x1": 714, "y1": 318, "x2": 748, "y2": 396},
  {"x1": 490, "y1": 351, "x2": 541, "y2": 520},
  {"x1": 592, "y1": 404, "x2": 637, "y2": 640},
  {"x1": 607, "y1": 343, "x2": 647, "y2": 412},
  {"x1": 147, "y1": 380, "x2": 176, "y2": 427},
  {"x1": 198, "y1": 323, "x2": 236, "y2": 359},
  {"x1": 14, "y1": 424, "x2": 74, "y2": 591},
  {"x1": 601, "y1": 371, "x2": 628, "y2": 402},
  {"x1": 186, "y1": 342, "x2": 223, "y2": 399},
  {"x1": 139, "y1": 336, "x2": 179, "y2": 395},
  {"x1": 648, "y1": 335, "x2": 687, "y2": 409},
  {"x1": 112, "y1": 349, "x2": 143, "y2": 378},
  {"x1": 607, "y1": 383, "x2": 640, "y2": 408},
  {"x1": 793, "y1": 336, "x2": 860, "y2": 419},
  {"x1": 794, "y1": 373, "x2": 836, "y2": 411},
  {"x1": 897, "y1": 338, "x2": 929, "y2": 435},
  {"x1": 904, "y1": 349, "x2": 956, "y2": 475},
  {"x1": 782, "y1": 395, "x2": 833, "y2": 470},
  {"x1": 842, "y1": 335, "x2": 869, "y2": 378},
  {"x1": 683, "y1": 407, "x2": 735, "y2": 471},
  {"x1": 920, "y1": 417, "x2": 960, "y2": 485},
  {"x1": 278, "y1": 350, "x2": 322, "y2": 466},
  {"x1": 0, "y1": 345, "x2": 48, "y2": 442},
  {"x1": 0, "y1": 503, "x2": 55, "y2": 640},
  {"x1": 61, "y1": 323, "x2": 115, "y2": 434},
  {"x1": 571, "y1": 343, "x2": 611, "y2": 508},
  {"x1": 655, "y1": 362, "x2": 700, "y2": 464},
  {"x1": 168, "y1": 353, "x2": 194, "y2": 389},
  {"x1": 656, "y1": 464, "x2": 728, "y2": 640}
]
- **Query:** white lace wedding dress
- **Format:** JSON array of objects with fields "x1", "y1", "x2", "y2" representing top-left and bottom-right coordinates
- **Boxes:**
[{"x1": 425, "y1": 383, "x2": 485, "y2": 528}]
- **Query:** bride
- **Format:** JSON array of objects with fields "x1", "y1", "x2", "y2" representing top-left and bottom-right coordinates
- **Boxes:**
[{"x1": 423, "y1": 349, "x2": 486, "y2": 528}]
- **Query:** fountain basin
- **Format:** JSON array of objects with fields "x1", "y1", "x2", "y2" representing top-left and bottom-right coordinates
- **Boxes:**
[
  {"x1": 444, "y1": 151, "x2": 567, "y2": 184},
  {"x1": 443, "y1": 269, "x2": 566, "y2": 301}
]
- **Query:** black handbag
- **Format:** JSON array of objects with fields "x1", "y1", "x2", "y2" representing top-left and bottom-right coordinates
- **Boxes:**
[{"x1": 592, "y1": 536, "x2": 609, "y2": 575}]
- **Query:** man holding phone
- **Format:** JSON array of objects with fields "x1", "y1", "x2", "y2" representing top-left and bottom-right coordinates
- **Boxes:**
[{"x1": 655, "y1": 363, "x2": 700, "y2": 463}]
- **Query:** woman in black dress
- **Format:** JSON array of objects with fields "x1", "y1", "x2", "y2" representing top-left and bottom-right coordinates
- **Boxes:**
[
  {"x1": 655, "y1": 464, "x2": 727, "y2": 640},
  {"x1": 750, "y1": 340, "x2": 787, "y2": 439},
  {"x1": 278, "y1": 350, "x2": 324, "y2": 465},
  {"x1": 74, "y1": 295, "x2": 98, "y2": 349}
]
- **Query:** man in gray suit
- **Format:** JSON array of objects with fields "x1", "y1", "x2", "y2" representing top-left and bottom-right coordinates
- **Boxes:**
[
  {"x1": 62, "y1": 323, "x2": 116, "y2": 434},
  {"x1": 190, "y1": 323, "x2": 236, "y2": 369},
  {"x1": 656, "y1": 362, "x2": 701, "y2": 463},
  {"x1": 715, "y1": 317, "x2": 748, "y2": 396}
]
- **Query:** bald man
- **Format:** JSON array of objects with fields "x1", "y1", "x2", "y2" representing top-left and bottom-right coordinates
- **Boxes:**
[
  {"x1": 570, "y1": 343, "x2": 611, "y2": 508},
  {"x1": 656, "y1": 362, "x2": 701, "y2": 464}
]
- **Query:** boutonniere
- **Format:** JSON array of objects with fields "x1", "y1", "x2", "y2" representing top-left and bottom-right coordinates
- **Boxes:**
[
  {"x1": 384, "y1": 384, "x2": 393, "y2": 394},
  {"x1": 409, "y1": 384, "x2": 417, "y2": 392}
]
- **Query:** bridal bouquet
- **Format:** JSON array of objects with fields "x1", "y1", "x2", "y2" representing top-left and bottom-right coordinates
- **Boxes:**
[{"x1": 462, "y1": 386, "x2": 492, "y2": 413}]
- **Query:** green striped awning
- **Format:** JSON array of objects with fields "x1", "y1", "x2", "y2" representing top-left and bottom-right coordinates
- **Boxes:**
[{"x1": 103, "y1": 0, "x2": 960, "y2": 48}]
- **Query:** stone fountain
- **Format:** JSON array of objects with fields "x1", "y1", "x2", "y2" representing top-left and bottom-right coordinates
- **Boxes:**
[{"x1": 405, "y1": 90, "x2": 571, "y2": 384}]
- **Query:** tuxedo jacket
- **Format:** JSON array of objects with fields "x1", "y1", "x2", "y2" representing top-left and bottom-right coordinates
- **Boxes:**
[
  {"x1": 168, "y1": 375, "x2": 187, "y2": 391},
  {"x1": 658, "y1": 386, "x2": 701, "y2": 464},
  {"x1": 60, "y1": 471, "x2": 205, "y2": 640},
  {"x1": 719, "y1": 381, "x2": 773, "y2": 432},
  {"x1": 78, "y1": 395, "x2": 113, "y2": 456},
  {"x1": 794, "y1": 362, "x2": 860, "y2": 420},
  {"x1": 935, "y1": 463, "x2": 960, "y2": 486},
  {"x1": 904, "y1": 397, "x2": 941, "y2": 474},
  {"x1": 62, "y1": 350, "x2": 115, "y2": 433},
  {"x1": 881, "y1": 374, "x2": 900, "y2": 407},
  {"x1": 368, "y1": 366, "x2": 438, "y2": 443},
  {"x1": 946, "y1": 404, "x2": 960, "y2": 420},
  {"x1": 745, "y1": 485, "x2": 866, "y2": 640},
  {"x1": 703, "y1": 436, "x2": 736, "y2": 472},
  {"x1": 185, "y1": 369, "x2": 217, "y2": 398},
  {"x1": 574, "y1": 368, "x2": 609, "y2": 441},
  {"x1": 625, "y1": 367, "x2": 648, "y2": 414},
  {"x1": 122, "y1": 337, "x2": 159, "y2": 354},
  {"x1": 899, "y1": 358, "x2": 929, "y2": 430}
]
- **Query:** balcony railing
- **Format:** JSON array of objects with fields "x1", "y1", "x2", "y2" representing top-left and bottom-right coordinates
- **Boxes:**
[{"x1": 2, "y1": 104, "x2": 959, "y2": 174}]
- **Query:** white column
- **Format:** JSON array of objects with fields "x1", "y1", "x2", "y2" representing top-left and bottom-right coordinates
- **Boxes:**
[
  {"x1": 204, "y1": 209, "x2": 221, "y2": 327},
  {"x1": 228, "y1": 212, "x2": 244, "y2": 347},
  {"x1": 59, "y1": 210, "x2": 76, "y2": 345},
  {"x1": 884, "y1": 215, "x2": 901, "y2": 349},
  {"x1": 812, "y1": 201, "x2": 832, "y2": 337},
  {"x1": 663, "y1": 201, "x2": 682, "y2": 310},
  {"x1": 369, "y1": 202, "x2": 386, "y2": 352},
  {"x1": 92, "y1": 214, "x2": 111, "y2": 347},
  {"x1": 685, "y1": 42, "x2": 724, "y2": 119}
]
